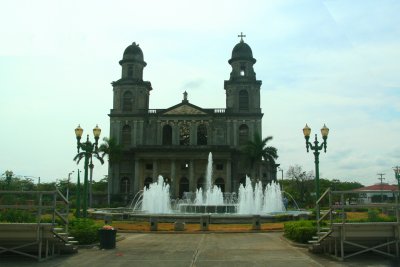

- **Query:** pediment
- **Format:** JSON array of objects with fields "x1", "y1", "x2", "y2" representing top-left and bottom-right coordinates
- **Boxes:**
[{"x1": 164, "y1": 104, "x2": 207, "y2": 115}]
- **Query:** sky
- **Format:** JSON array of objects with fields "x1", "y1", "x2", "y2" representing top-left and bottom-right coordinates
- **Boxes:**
[{"x1": 0, "y1": 0, "x2": 399, "y2": 186}]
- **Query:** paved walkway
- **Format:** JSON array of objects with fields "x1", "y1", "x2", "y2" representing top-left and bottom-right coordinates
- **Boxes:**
[{"x1": 0, "y1": 232, "x2": 398, "y2": 266}]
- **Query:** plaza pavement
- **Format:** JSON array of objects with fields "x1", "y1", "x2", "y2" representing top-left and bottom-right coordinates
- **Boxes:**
[{"x1": 0, "y1": 232, "x2": 398, "y2": 266}]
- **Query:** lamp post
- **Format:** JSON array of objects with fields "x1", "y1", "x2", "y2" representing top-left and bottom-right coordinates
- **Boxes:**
[
  {"x1": 76, "y1": 169, "x2": 81, "y2": 218},
  {"x1": 278, "y1": 167, "x2": 284, "y2": 191},
  {"x1": 66, "y1": 171, "x2": 74, "y2": 200},
  {"x1": 74, "y1": 124, "x2": 101, "y2": 218},
  {"x1": 303, "y1": 124, "x2": 329, "y2": 220},
  {"x1": 393, "y1": 166, "x2": 400, "y2": 196}
]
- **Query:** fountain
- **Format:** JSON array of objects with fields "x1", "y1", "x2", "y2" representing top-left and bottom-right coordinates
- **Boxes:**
[
  {"x1": 141, "y1": 175, "x2": 172, "y2": 214},
  {"x1": 138, "y1": 152, "x2": 286, "y2": 215},
  {"x1": 90, "y1": 152, "x2": 310, "y2": 224}
]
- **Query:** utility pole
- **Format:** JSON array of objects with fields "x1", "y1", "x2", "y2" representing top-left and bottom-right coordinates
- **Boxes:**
[{"x1": 377, "y1": 173, "x2": 385, "y2": 202}]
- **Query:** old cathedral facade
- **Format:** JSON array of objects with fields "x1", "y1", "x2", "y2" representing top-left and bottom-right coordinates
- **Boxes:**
[{"x1": 108, "y1": 37, "x2": 278, "y2": 200}]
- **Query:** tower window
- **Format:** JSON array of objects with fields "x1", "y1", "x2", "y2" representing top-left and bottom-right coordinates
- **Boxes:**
[
  {"x1": 239, "y1": 124, "x2": 249, "y2": 146},
  {"x1": 127, "y1": 65, "x2": 133, "y2": 77},
  {"x1": 239, "y1": 90, "x2": 249, "y2": 110},
  {"x1": 122, "y1": 91, "x2": 133, "y2": 111},
  {"x1": 122, "y1": 124, "x2": 131, "y2": 146},
  {"x1": 240, "y1": 65, "x2": 246, "y2": 76}
]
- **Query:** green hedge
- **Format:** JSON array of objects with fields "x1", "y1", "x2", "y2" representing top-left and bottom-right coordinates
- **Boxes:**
[
  {"x1": 69, "y1": 219, "x2": 101, "y2": 245},
  {"x1": 0, "y1": 209, "x2": 36, "y2": 223},
  {"x1": 284, "y1": 220, "x2": 317, "y2": 244}
]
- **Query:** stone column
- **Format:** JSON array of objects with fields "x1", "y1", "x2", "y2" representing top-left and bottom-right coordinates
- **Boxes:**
[
  {"x1": 133, "y1": 120, "x2": 137, "y2": 145},
  {"x1": 134, "y1": 159, "x2": 140, "y2": 195},
  {"x1": 138, "y1": 121, "x2": 144, "y2": 144},
  {"x1": 153, "y1": 159, "x2": 158, "y2": 180},
  {"x1": 170, "y1": 159, "x2": 176, "y2": 198},
  {"x1": 226, "y1": 159, "x2": 232, "y2": 192},
  {"x1": 233, "y1": 120, "x2": 238, "y2": 146},
  {"x1": 189, "y1": 159, "x2": 195, "y2": 192},
  {"x1": 173, "y1": 122, "x2": 178, "y2": 145}
]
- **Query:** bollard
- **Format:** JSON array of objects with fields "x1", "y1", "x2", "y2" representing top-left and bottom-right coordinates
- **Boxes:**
[
  {"x1": 104, "y1": 215, "x2": 112, "y2": 225},
  {"x1": 174, "y1": 221, "x2": 185, "y2": 231},
  {"x1": 200, "y1": 215, "x2": 210, "y2": 231},
  {"x1": 150, "y1": 217, "x2": 158, "y2": 231},
  {"x1": 252, "y1": 215, "x2": 261, "y2": 230}
]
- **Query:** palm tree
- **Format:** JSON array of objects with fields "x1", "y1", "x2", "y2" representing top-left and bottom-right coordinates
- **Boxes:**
[
  {"x1": 242, "y1": 132, "x2": 278, "y2": 181},
  {"x1": 98, "y1": 137, "x2": 123, "y2": 166},
  {"x1": 98, "y1": 137, "x2": 123, "y2": 206},
  {"x1": 73, "y1": 150, "x2": 104, "y2": 207}
]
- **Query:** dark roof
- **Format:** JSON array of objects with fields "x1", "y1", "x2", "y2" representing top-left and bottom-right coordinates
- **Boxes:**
[
  {"x1": 120, "y1": 42, "x2": 145, "y2": 64},
  {"x1": 229, "y1": 41, "x2": 256, "y2": 64}
]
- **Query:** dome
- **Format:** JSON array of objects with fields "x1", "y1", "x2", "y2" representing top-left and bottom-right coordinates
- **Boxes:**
[
  {"x1": 229, "y1": 41, "x2": 256, "y2": 64},
  {"x1": 121, "y1": 42, "x2": 144, "y2": 62}
]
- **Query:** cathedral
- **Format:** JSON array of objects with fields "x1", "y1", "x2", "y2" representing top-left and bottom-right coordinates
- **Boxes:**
[{"x1": 108, "y1": 36, "x2": 278, "y2": 200}]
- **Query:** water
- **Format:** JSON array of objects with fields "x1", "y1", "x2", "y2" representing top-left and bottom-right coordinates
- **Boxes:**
[
  {"x1": 194, "y1": 152, "x2": 224, "y2": 205},
  {"x1": 138, "y1": 152, "x2": 286, "y2": 214},
  {"x1": 141, "y1": 175, "x2": 172, "y2": 213},
  {"x1": 237, "y1": 176, "x2": 286, "y2": 214}
]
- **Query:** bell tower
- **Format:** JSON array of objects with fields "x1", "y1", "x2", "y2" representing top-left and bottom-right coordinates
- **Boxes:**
[
  {"x1": 224, "y1": 33, "x2": 262, "y2": 114},
  {"x1": 111, "y1": 42, "x2": 152, "y2": 114}
]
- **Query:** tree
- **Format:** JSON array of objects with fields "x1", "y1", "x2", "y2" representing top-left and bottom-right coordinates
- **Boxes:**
[
  {"x1": 242, "y1": 132, "x2": 278, "y2": 180},
  {"x1": 1, "y1": 170, "x2": 14, "y2": 189},
  {"x1": 286, "y1": 165, "x2": 314, "y2": 207},
  {"x1": 98, "y1": 137, "x2": 123, "y2": 166},
  {"x1": 98, "y1": 137, "x2": 123, "y2": 206}
]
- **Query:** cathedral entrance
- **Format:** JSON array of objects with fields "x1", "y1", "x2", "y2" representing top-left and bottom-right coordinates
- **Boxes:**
[{"x1": 179, "y1": 177, "x2": 189, "y2": 198}]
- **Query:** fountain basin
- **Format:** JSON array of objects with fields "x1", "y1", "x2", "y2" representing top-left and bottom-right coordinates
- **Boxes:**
[
  {"x1": 178, "y1": 204, "x2": 237, "y2": 214},
  {"x1": 90, "y1": 209, "x2": 311, "y2": 223}
]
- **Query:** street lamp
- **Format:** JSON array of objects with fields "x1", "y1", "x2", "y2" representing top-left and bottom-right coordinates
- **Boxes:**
[
  {"x1": 303, "y1": 123, "x2": 329, "y2": 224},
  {"x1": 277, "y1": 167, "x2": 284, "y2": 191},
  {"x1": 66, "y1": 171, "x2": 74, "y2": 200},
  {"x1": 393, "y1": 166, "x2": 400, "y2": 196},
  {"x1": 75, "y1": 124, "x2": 101, "y2": 218}
]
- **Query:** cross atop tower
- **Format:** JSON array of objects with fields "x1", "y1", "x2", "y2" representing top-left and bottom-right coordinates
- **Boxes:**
[{"x1": 238, "y1": 32, "x2": 246, "y2": 42}]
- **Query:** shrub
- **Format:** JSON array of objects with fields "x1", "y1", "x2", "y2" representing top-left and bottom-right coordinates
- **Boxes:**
[
  {"x1": 367, "y1": 209, "x2": 380, "y2": 221},
  {"x1": 69, "y1": 218, "x2": 101, "y2": 245},
  {"x1": 284, "y1": 220, "x2": 317, "y2": 244},
  {"x1": 0, "y1": 209, "x2": 36, "y2": 223}
]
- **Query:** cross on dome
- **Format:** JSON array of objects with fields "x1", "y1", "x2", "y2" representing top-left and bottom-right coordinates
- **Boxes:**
[{"x1": 238, "y1": 32, "x2": 246, "y2": 42}]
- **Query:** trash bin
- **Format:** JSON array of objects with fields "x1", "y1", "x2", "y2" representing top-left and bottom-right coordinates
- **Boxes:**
[{"x1": 98, "y1": 229, "x2": 117, "y2": 249}]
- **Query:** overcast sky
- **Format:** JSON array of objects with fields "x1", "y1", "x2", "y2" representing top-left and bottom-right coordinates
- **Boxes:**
[{"x1": 1, "y1": 0, "x2": 399, "y2": 186}]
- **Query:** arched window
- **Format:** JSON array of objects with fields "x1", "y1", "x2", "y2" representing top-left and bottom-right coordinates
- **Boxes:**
[
  {"x1": 122, "y1": 125, "x2": 131, "y2": 146},
  {"x1": 240, "y1": 64, "x2": 246, "y2": 76},
  {"x1": 127, "y1": 65, "x2": 133, "y2": 77},
  {"x1": 122, "y1": 91, "x2": 133, "y2": 111},
  {"x1": 238, "y1": 124, "x2": 249, "y2": 146},
  {"x1": 179, "y1": 123, "x2": 190, "y2": 146},
  {"x1": 214, "y1": 177, "x2": 225, "y2": 193},
  {"x1": 120, "y1": 177, "x2": 130, "y2": 194},
  {"x1": 179, "y1": 177, "x2": 189, "y2": 198},
  {"x1": 197, "y1": 177, "x2": 205, "y2": 190},
  {"x1": 239, "y1": 90, "x2": 249, "y2": 110},
  {"x1": 144, "y1": 177, "x2": 153, "y2": 189},
  {"x1": 162, "y1": 125, "x2": 172, "y2": 145},
  {"x1": 197, "y1": 124, "x2": 207, "y2": 145}
]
